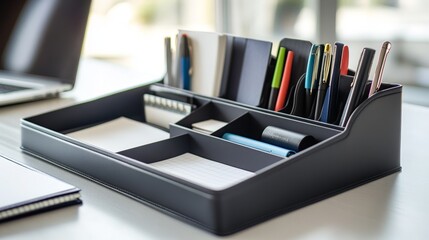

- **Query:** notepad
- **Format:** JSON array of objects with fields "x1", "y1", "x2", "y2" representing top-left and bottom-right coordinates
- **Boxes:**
[
  {"x1": 178, "y1": 30, "x2": 227, "y2": 97},
  {"x1": 0, "y1": 156, "x2": 81, "y2": 222},
  {"x1": 191, "y1": 119, "x2": 227, "y2": 134},
  {"x1": 67, "y1": 117, "x2": 169, "y2": 152},
  {"x1": 150, "y1": 153, "x2": 254, "y2": 190}
]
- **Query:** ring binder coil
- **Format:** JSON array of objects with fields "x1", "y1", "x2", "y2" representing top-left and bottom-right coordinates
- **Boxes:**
[{"x1": 143, "y1": 94, "x2": 193, "y2": 129}]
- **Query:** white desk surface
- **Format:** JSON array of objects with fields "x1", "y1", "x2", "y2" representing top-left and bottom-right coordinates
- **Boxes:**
[{"x1": 1, "y1": 59, "x2": 429, "y2": 239}]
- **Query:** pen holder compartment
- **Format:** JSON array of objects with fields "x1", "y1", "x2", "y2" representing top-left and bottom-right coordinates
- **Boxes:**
[{"x1": 275, "y1": 38, "x2": 313, "y2": 114}]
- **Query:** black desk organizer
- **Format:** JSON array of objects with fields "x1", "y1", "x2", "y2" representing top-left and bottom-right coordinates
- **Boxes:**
[
  {"x1": 20, "y1": 82, "x2": 401, "y2": 235},
  {"x1": 20, "y1": 39, "x2": 402, "y2": 236}
]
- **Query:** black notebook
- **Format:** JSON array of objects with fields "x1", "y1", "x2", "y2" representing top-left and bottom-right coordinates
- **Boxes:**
[{"x1": 0, "y1": 156, "x2": 81, "y2": 222}]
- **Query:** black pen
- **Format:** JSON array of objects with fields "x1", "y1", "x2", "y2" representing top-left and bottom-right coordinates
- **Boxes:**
[
  {"x1": 340, "y1": 48, "x2": 375, "y2": 127},
  {"x1": 314, "y1": 44, "x2": 332, "y2": 120}
]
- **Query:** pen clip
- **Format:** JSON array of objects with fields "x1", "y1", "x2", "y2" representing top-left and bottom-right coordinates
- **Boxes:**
[
  {"x1": 310, "y1": 45, "x2": 321, "y2": 93},
  {"x1": 322, "y1": 44, "x2": 332, "y2": 84}
]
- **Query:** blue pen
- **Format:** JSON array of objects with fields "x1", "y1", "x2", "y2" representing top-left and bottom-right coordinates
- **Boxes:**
[
  {"x1": 180, "y1": 34, "x2": 191, "y2": 90},
  {"x1": 222, "y1": 133, "x2": 295, "y2": 157},
  {"x1": 320, "y1": 42, "x2": 344, "y2": 123},
  {"x1": 304, "y1": 45, "x2": 317, "y2": 116}
]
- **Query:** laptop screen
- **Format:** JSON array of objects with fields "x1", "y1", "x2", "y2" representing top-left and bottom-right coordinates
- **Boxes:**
[{"x1": 0, "y1": 0, "x2": 91, "y2": 86}]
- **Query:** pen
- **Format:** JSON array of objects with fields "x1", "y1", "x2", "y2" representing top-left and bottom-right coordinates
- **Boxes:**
[
  {"x1": 314, "y1": 44, "x2": 332, "y2": 120},
  {"x1": 180, "y1": 34, "x2": 191, "y2": 90},
  {"x1": 275, "y1": 50, "x2": 294, "y2": 111},
  {"x1": 340, "y1": 48, "x2": 375, "y2": 127},
  {"x1": 268, "y1": 47, "x2": 286, "y2": 110},
  {"x1": 304, "y1": 44, "x2": 322, "y2": 117},
  {"x1": 320, "y1": 42, "x2": 344, "y2": 123},
  {"x1": 368, "y1": 41, "x2": 392, "y2": 98},
  {"x1": 164, "y1": 37, "x2": 173, "y2": 86},
  {"x1": 305, "y1": 45, "x2": 316, "y2": 116},
  {"x1": 222, "y1": 133, "x2": 295, "y2": 157}
]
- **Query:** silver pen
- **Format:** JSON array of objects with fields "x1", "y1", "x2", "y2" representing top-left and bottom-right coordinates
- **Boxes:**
[{"x1": 368, "y1": 41, "x2": 392, "y2": 97}]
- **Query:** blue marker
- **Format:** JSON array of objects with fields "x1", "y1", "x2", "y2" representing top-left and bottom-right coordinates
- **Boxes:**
[
  {"x1": 180, "y1": 34, "x2": 191, "y2": 90},
  {"x1": 222, "y1": 133, "x2": 295, "y2": 157}
]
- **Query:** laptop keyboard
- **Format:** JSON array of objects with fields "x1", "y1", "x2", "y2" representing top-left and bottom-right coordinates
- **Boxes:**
[{"x1": 0, "y1": 83, "x2": 30, "y2": 94}]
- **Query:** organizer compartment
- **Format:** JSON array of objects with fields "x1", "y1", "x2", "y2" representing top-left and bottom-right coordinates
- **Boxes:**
[
  {"x1": 174, "y1": 100, "x2": 247, "y2": 132},
  {"x1": 213, "y1": 110, "x2": 339, "y2": 144},
  {"x1": 21, "y1": 82, "x2": 402, "y2": 235},
  {"x1": 118, "y1": 133, "x2": 283, "y2": 179}
]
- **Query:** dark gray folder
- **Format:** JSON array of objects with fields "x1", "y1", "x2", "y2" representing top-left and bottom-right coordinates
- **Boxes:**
[{"x1": 220, "y1": 36, "x2": 272, "y2": 107}]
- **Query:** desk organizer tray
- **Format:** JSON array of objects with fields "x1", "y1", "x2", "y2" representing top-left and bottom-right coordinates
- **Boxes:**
[{"x1": 21, "y1": 81, "x2": 402, "y2": 235}]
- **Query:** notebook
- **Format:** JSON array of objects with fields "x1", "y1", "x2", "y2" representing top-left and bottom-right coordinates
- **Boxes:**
[
  {"x1": 0, "y1": 155, "x2": 81, "y2": 222},
  {"x1": 177, "y1": 30, "x2": 227, "y2": 97},
  {"x1": 0, "y1": 0, "x2": 91, "y2": 106}
]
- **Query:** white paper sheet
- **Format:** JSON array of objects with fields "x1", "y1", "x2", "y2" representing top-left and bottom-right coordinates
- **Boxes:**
[{"x1": 67, "y1": 117, "x2": 169, "y2": 152}]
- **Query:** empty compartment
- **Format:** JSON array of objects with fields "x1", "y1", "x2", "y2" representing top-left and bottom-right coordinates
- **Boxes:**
[
  {"x1": 175, "y1": 101, "x2": 248, "y2": 134},
  {"x1": 118, "y1": 133, "x2": 283, "y2": 191},
  {"x1": 64, "y1": 116, "x2": 170, "y2": 153}
]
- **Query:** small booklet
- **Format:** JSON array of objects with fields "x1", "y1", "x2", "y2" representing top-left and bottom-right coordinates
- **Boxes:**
[{"x1": 0, "y1": 156, "x2": 81, "y2": 222}]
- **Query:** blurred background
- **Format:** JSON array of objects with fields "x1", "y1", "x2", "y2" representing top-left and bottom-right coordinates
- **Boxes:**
[{"x1": 82, "y1": 0, "x2": 429, "y2": 105}]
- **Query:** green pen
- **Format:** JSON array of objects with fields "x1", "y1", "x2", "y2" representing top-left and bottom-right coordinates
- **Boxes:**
[{"x1": 268, "y1": 47, "x2": 287, "y2": 110}]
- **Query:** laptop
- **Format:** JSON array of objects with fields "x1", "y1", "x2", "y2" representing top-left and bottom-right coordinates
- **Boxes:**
[{"x1": 0, "y1": 0, "x2": 91, "y2": 106}]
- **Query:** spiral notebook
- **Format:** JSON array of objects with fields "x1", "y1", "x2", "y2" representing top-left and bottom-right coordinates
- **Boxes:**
[{"x1": 0, "y1": 156, "x2": 81, "y2": 222}]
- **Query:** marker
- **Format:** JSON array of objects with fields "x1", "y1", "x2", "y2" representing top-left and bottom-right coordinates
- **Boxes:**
[
  {"x1": 268, "y1": 47, "x2": 286, "y2": 110},
  {"x1": 340, "y1": 45, "x2": 349, "y2": 75},
  {"x1": 275, "y1": 50, "x2": 294, "y2": 111},
  {"x1": 368, "y1": 41, "x2": 392, "y2": 97},
  {"x1": 222, "y1": 133, "x2": 295, "y2": 157}
]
